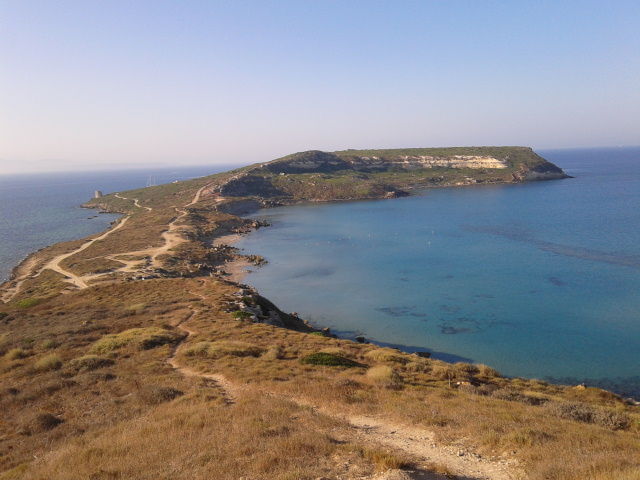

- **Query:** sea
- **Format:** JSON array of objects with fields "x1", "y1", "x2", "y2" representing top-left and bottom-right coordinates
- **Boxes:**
[
  {"x1": 235, "y1": 147, "x2": 640, "y2": 398},
  {"x1": 0, "y1": 165, "x2": 231, "y2": 282},
  {"x1": 1, "y1": 149, "x2": 639, "y2": 397}
]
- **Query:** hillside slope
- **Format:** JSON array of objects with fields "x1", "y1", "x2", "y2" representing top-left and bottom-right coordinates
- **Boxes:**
[{"x1": 3, "y1": 148, "x2": 638, "y2": 480}]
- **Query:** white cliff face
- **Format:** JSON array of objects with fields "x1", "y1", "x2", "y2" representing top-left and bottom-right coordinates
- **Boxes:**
[{"x1": 358, "y1": 155, "x2": 508, "y2": 169}]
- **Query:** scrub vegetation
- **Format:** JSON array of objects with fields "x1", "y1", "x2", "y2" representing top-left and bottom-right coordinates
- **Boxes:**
[{"x1": 1, "y1": 148, "x2": 635, "y2": 480}]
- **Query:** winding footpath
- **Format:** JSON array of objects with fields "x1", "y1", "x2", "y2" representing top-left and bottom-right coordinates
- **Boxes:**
[
  {"x1": 167, "y1": 290, "x2": 521, "y2": 480},
  {"x1": 2, "y1": 181, "x2": 215, "y2": 302}
]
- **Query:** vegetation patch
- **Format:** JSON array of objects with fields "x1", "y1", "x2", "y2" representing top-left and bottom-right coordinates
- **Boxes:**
[
  {"x1": 90, "y1": 327, "x2": 184, "y2": 354},
  {"x1": 68, "y1": 354, "x2": 114, "y2": 373},
  {"x1": 34, "y1": 354, "x2": 63, "y2": 372},
  {"x1": 366, "y1": 365, "x2": 403, "y2": 389},
  {"x1": 15, "y1": 297, "x2": 42, "y2": 309},
  {"x1": 232, "y1": 310, "x2": 253, "y2": 320},
  {"x1": 364, "y1": 348, "x2": 409, "y2": 364},
  {"x1": 23, "y1": 413, "x2": 63, "y2": 434},
  {"x1": 545, "y1": 401, "x2": 631, "y2": 430},
  {"x1": 138, "y1": 385, "x2": 184, "y2": 405},
  {"x1": 184, "y1": 341, "x2": 264, "y2": 358},
  {"x1": 5, "y1": 348, "x2": 29, "y2": 360},
  {"x1": 300, "y1": 352, "x2": 362, "y2": 367}
]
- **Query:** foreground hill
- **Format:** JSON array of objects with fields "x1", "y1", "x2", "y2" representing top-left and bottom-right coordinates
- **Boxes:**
[{"x1": 1, "y1": 148, "x2": 638, "y2": 480}]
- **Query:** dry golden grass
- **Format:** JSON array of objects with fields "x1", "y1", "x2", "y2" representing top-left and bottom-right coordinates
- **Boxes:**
[{"x1": 1, "y1": 167, "x2": 638, "y2": 479}]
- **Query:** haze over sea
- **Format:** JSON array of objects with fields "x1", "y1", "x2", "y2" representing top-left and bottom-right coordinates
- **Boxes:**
[{"x1": 237, "y1": 147, "x2": 640, "y2": 397}]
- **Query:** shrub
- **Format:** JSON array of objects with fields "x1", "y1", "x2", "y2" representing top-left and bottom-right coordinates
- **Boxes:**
[
  {"x1": 476, "y1": 363, "x2": 501, "y2": 378},
  {"x1": 300, "y1": 352, "x2": 362, "y2": 367},
  {"x1": 545, "y1": 401, "x2": 631, "y2": 430},
  {"x1": 125, "y1": 303, "x2": 146, "y2": 315},
  {"x1": 138, "y1": 385, "x2": 183, "y2": 405},
  {"x1": 24, "y1": 413, "x2": 63, "y2": 433},
  {"x1": 41, "y1": 339, "x2": 58, "y2": 350},
  {"x1": 366, "y1": 365, "x2": 403, "y2": 389},
  {"x1": 5, "y1": 348, "x2": 29, "y2": 360},
  {"x1": 15, "y1": 298, "x2": 42, "y2": 309},
  {"x1": 68, "y1": 355, "x2": 114, "y2": 372},
  {"x1": 184, "y1": 341, "x2": 263, "y2": 358},
  {"x1": 232, "y1": 311, "x2": 253, "y2": 320},
  {"x1": 90, "y1": 327, "x2": 183, "y2": 354},
  {"x1": 261, "y1": 345, "x2": 283, "y2": 360},
  {"x1": 491, "y1": 388, "x2": 547, "y2": 405},
  {"x1": 34, "y1": 354, "x2": 63, "y2": 372},
  {"x1": 0, "y1": 312, "x2": 8, "y2": 320},
  {"x1": 364, "y1": 348, "x2": 409, "y2": 364},
  {"x1": 454, "y1": 362, "x2": 479, "y2": 375},
  {"x1": 405, "y1": 360, "x2": 431, "y2": 373},
  {"x1": 430, "y1": 364, "x2": 458, "y2": 381},
  {"x1": 359, "y1": 447, "x2": 412, "y2": 472}
]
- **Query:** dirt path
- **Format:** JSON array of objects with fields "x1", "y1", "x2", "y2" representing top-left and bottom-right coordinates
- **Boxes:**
[
  {"x1": 167, "y1": 292, "x2": 519, "y2": 480},
  {"x1": 114, "y1": 193, "x2": 153, "y2": 211},
  {"x1": 38, "y1": 217, "x2": 130, "y2": 289}
]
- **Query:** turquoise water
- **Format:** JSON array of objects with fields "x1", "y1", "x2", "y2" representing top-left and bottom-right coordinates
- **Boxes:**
[
  {"x1": 237, "y1": 148, "x2": 640, "y2": 397},
  {"x1": 0, "y1": 165, "x2": 232, "y2": 282}
]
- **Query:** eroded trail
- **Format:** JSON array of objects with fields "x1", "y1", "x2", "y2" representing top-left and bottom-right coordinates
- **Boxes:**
[{"x1": 167, "y1": 294, "x2": 519, "y2": 480}]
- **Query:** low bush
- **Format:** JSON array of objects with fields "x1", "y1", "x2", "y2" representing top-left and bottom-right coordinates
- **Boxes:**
[
  {"x1": 545, "y1": 401, "x2": 631, "y2": 430},
  {"x1": 68, "y1": 355, "x2": 114, "y2": 373},
  {"x1": 34, "y1": 354, "x2": 63, "y2": 372},
  {"x1": 491, "y1": 388, "x2": 547, "y2": 406},
  {"x1": 5, "y1": 348, "x2": 29, "y2": 360},
  {"x1": 359, "y1": 447, "x2": 413, "y2": 472},
  {"x1": 364, "y1": 348, "x2": 408, "y2": 364},
  {"x1": 366, "y1": 365, "x2": 403, "y2": 389},
  {"x1": 41, "y1": 339, "x2": 58, "y2": 350},
  {"x1": 15, "y1": 298, "x2": 42, "y2": 309},
  {"x1": 475, "y1": 363, "x2": 501, "y2": 378},
  {"x1": 300, "y1": 352, "x2": 362, "y2": 367},
  {"x1": 184, "y1": 341, "x2": 263, "y2": 358},
  {"x1": 138, "y1": 385, "x2": 184, "y2": 405},
  {"x1": 232, "y1": 311, "x2": 253, "y2": 320},
  {"x1": 23, "y1": 413, "x2": 63, "y2": 434},
  {"x1": 261, "y1": 345, "x2": 283, "y2": 360},
  {"x1": 91, "y1": 327, "x2": 183, "y2": 354}
]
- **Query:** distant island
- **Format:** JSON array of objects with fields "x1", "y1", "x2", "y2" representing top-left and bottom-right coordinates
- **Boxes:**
[{"x1": 2, "y1": 147, "x2": 637, "y2": 480}]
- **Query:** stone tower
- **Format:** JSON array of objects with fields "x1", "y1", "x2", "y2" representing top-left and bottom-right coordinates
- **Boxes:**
[{"x1": 94, "y1": 190, "x2": 103, "y2": 199}]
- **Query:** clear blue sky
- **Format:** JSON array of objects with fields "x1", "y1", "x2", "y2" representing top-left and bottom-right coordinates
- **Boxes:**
[{"x1": 1, "y1": 0, "x2": 638, "y2": 173}]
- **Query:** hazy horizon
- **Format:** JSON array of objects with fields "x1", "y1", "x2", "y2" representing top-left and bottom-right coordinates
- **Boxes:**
[{"x1": 1, "y1": 1, "x2": 639, "y2": 175}]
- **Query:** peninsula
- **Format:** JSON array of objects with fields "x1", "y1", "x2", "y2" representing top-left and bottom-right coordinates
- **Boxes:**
[{"x1": 1, "y1": 147, "x2": 637, "y2": 480}]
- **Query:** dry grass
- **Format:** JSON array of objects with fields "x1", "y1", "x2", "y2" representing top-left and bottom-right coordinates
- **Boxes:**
[
  {"x1": 90, "y1": 327, "x2": 184, "y2": 354},
  {"x1": 33, "y1": 354, "x2": 62, "y2": 372},
  {"x1": 1, "y1": 169, "x2": 638, "y2": 480}
]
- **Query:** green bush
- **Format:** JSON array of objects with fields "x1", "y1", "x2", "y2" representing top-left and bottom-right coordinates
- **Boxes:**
[
  {"x1": 232, "y1": 311, "x2": 253, "y2": 320},
  {"x1": 15, "y1": 298, "x2": 42, "y2": 309},
  {"x1": 300, "y1": 352, "x2": 362, "y2": 367}
]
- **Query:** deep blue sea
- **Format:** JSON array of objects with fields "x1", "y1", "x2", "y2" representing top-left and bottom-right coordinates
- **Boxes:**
[
  {"x1": 237, "y1": 148, "x2": 640, "y2": 397},
  {"x1": 0, "y1": 165, "x2": 231, "y2": 282}
]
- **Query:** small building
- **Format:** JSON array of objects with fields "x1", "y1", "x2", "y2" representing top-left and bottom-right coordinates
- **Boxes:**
[{"x1": 94, "y1": 190, "x2": 103, "y2": 198}]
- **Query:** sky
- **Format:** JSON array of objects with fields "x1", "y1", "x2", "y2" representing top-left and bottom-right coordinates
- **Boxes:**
[{"x1": 1, "y1": 0, "x2": 639, "y2": 174}]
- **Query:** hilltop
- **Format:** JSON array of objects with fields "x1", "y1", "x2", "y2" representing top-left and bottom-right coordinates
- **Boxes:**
[{"x1": 1, "y1": 148, "x2": 637, "y2": 480}]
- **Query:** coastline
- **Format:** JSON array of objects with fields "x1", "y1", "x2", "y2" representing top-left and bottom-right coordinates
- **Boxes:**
[{"x1": 214, "y1": 233, "x2": 254, "y2": 283}]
